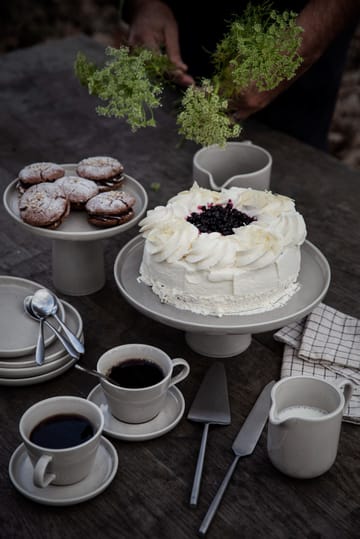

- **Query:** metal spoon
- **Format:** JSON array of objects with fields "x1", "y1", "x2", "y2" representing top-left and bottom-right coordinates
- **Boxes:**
[
  {"x1": 74, "y1": 363, "x2": 122, "y2": 387},
  {"x1": 24, "y1": 296, "x2": 80, "y2": 361},
  {"x1": 31, "y1": 289, "x2": 85, "y2": 355},
  {"x1": 25, "y1": 297, "x2": 45, "y2": 366}
]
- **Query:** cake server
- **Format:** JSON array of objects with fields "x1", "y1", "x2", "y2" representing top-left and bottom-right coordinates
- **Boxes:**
[
  {"x1": 187, "y1": 362, "x2": 231, "y2": 507},
  {"x1": 198, "y1": 380, "x2": 275, "y2": 536}
]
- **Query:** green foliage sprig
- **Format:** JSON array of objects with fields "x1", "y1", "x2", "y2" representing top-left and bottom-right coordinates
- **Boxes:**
[
  {"x1": 75, "y1": 2, "x2": 303, "y2": 146},
  {"x1": 75, "y1": 46, "x2": 170, "y2": 130}
]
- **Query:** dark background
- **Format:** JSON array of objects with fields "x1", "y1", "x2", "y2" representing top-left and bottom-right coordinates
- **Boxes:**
[{"x1": 1, "y1": 0, "x2": 359, "y2": 169}]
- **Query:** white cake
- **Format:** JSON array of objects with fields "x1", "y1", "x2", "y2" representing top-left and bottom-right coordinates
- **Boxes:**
[{"x1": 138, "y1": 183, "x2": 306, "y2": 316}]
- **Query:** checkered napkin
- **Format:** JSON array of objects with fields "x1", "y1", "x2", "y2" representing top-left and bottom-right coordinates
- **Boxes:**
[{"x1": 274, "y1": 302, "x2": 360, "y2": 424}]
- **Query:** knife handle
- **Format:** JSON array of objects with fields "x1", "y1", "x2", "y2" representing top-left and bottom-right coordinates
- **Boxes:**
[
  {"x1": 198, "y1": 455, "x2": 240, "y2": 536},
  {"x1": 190, "y1": 423, "x2": 209, "y2": 507}
]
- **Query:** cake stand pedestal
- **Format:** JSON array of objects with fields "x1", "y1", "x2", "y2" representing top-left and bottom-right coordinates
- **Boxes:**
[
  {"x1": 114, "y1": 236, "x2": 331, "y2": 358},
  {"x1": 52, "y1": 239, "x2": 106, "y2": 296},
  {"x1": 3, "y1": 169, "x2": 148, "y2": 296},
  {"x1": 185, "y1": 333, "x2": 252, "y2": 357}
]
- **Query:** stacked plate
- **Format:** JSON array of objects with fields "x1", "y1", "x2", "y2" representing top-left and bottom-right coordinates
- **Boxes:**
[{"x1": 0, "y1": 276, "x2": 83, "y2": 386}]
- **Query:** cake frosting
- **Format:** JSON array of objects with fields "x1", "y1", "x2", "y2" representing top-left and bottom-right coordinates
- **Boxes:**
[{"x1": 138, "y1": 183, "x2": 306, "y2": 316}]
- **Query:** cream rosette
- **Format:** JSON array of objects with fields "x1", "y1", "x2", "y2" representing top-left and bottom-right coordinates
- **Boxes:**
[
  {"x1": 168, "y1": 183, "x2": 222, "y2": 212},
  {"x1": 233, "y1": 225, "x2": 282, "y2": 269},
  {"x1": 224, "y1": 187, "x2": 306, "y2": 248},
  {"x1": 185, "y1": 232, "x2": 238, "y2": 270},
  {"x1": 143, "y1": 218, "x2": 198, "y2": 263}
]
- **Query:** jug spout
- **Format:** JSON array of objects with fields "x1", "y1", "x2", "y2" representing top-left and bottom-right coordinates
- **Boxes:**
[{"x1": 269, "y1": 401, "x2": 288, "y2": 426}]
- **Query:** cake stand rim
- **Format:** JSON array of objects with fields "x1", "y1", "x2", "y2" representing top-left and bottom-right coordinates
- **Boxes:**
[{"x1": 113, "y1": 235, "x2": 331, "y2": 334}]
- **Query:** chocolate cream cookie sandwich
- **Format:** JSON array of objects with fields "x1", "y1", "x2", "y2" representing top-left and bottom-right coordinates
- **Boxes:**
[
  {"x1": 55, "y1": 176, "x2": 99, "y2": 210},
  {"x1": 16, "y1": 162, "x2": 66, "y2": 195},
  {"x1": 19, "y1": 183, "x2": 70, "y2": 229},
  {"x1": 85, "y1": 190, "x2": 136, "y2": 228},
  {"x1": 76, "y1": 156, "x2": 124, "y2": 192}
]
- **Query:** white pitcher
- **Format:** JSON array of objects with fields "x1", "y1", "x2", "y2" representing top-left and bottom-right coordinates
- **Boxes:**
[
  {"x1": 267, "y1": 375, "x2": 353, "y2": 479},
  {"x1": 193, "y1": 141, "x2": 272, "y2": 191}
]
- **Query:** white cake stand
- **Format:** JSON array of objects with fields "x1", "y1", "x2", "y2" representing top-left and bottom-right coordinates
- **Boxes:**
[
  {"x1": 3, "y1": 166, "x2": 148, "y2": 296},
  {"x1": 113, "y1": 236, "x2": 331, "y2": 358}
]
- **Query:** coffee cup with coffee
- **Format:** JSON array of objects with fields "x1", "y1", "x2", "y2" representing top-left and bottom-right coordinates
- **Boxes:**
[
  {"x1": 97, "y1": 344, "x2": 190, "y2": 423},
  {"x1": 19, "y1": 396, "x2": 104, "y2": 487}
]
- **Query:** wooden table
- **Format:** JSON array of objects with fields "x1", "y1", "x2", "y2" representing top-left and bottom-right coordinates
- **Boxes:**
[{"x1": 1, "y1": 35, "x2": 360, "y2": 539}]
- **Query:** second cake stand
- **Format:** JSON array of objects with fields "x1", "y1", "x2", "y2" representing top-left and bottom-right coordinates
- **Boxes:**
[
  {"x1": 114, "y1": 236, "x2": 331, "y2": 358},
  {"x1": 3, "y1": 166, "x2": 148, "y2": 296}
]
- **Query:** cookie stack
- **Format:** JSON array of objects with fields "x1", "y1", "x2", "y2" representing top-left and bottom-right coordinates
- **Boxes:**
[{"x1": 16, "y1": 157, "x2": 136, "y2": 229}]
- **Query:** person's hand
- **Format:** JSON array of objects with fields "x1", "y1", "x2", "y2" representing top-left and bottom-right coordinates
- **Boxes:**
[
  {"x1": 228, "y1": 81, "x2": 290, "y2": 121},
  {"x1": 127, "y1": 0, "x2": 195, "y2": 86}
]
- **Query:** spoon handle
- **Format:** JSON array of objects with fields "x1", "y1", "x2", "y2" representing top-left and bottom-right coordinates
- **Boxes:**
[
  {"x1": 35, "y1": 319, "x2": 45, "y2": 366},
  {"x1": 74, "y1": 363, "x2": 104, "y2": 380},
  {"x1": 52, "y1": 312, "x2": 85, "y2": 355},
  {"x1": 43, "y1": 319, "x2": 80, "y2": 360}
]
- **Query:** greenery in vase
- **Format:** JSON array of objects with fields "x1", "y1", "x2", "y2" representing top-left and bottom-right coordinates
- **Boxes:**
[{"x1": 74, "y1": 2, "x2": 303, "y2": 147}]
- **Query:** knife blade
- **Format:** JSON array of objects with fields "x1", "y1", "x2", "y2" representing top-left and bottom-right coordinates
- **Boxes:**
[
  {"x1": 198, "y1": 380, "x2": 275, "y2": 536},
  {"x1": 187, "y1": 362, "x2": 231, "y2": 507}
]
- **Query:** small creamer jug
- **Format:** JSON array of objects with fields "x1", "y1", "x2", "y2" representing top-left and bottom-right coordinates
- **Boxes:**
[{"x1": 267, "y1": 375, "x2": 353, "y2": 479}]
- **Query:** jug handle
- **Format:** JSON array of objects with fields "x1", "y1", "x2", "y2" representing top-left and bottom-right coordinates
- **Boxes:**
[{"x1": 334, "y1": 379, "x2": 354, "y2": 409}]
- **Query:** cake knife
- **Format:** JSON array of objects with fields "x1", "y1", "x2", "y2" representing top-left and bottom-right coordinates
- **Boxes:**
[{"x1": 198, "y1": 380, "x2": 275, "y2": 536}]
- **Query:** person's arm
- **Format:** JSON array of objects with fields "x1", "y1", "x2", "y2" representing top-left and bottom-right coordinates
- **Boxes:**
[
  {"x1": 230, "y1": 0, "x2": 360, "y2": 120},
  {"x1": 124, "y1": 0, "x2": 194, "y2": 85}
]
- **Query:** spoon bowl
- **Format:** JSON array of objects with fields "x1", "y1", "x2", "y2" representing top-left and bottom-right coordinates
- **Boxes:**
[{"x1": 31, "y1": 289, "x2": 85, "y2": 355}]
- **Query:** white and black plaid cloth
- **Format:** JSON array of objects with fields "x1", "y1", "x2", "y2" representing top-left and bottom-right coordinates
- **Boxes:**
[{"x1": 274, "y1": 302, "x2": 360, "y2": 424}]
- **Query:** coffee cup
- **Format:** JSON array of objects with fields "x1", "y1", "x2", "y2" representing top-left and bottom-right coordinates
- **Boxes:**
[
  {"x1": 267, "y1": 376, "x2": 353, "y2": 479},
  {"x1": 193, "y1": 141, "x2": 272, "y2": 191},
  {"x1": 19, "y1": 396, "x2": 104, "y2": 487},
  {"x1": 97, "y1": 344, "x2": 190, "y2": 423}
]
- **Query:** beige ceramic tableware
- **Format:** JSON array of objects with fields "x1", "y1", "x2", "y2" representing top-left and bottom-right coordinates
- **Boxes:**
[
  {"x1": 97, "y1": 344, "x2": 190, "y2": 423},
  {"x1": 193, "y1": 141, "x2": 272, "y2": 191},
  {"x1": 19, "y1": 396, "x2": 104, "y2": 487},
  {"x1": 267, "y1": 375, "x2": 353, "y2": 478}
]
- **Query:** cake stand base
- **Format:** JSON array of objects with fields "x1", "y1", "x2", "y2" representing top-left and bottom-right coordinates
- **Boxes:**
[
  {"x1": 185, "y1": 332, "x2": 252, "y2": 358},
  {"x1": 52, "y1": 239, "x2": 105, "y2": 296}
]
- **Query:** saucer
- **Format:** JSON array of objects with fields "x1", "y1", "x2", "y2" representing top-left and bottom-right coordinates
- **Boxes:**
[
  {"x1": 0, "y1": 275, "x2": 65, "y2": 358},
  {"x1": 9, "y1": 436, "x2": 118, "y2": 506},
  {"x1": 87, "y1": 385, "x2": 185, "y2": 441}
]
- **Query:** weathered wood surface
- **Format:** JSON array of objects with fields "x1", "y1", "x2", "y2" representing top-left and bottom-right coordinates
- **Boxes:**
[{"x1": 0, "y1": 36, "x2": 360, "y2": 539}]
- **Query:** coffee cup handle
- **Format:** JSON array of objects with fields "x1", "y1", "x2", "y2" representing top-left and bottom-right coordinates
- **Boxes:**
[
  {"x1": 334, "y1": 379, "x2": 354, "y2": 409},
  {"x1": 169, "y1": 358, "x2": 190, "y2": 387},
  {"x1": 34, "y1": 454, "x2": 56, "y2": 488}
]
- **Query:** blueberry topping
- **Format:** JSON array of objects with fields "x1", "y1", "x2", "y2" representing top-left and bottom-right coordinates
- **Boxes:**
[{"x1": 186, "y1": 200, "x2": 256, "y2": 235}]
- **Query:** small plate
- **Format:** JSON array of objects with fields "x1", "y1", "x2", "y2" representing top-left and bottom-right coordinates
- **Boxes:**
[
  {"x1": 9, "y1": 437, "x2": 118, "y2": 506},
  {"x1": 87, "y1": 385, "x2": 185, "y2": 442},
  {"x1": 0, "y1": 276, "x2": 65, "y2": 358},
  {"x1": 0, "y1": 300, "x2": 83, "y2": 372},
  {"x1": 0, "y1": 355, "x2": 78, "y2": 386}
]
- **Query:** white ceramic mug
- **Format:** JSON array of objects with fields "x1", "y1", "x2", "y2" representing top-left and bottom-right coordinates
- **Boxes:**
[
  {"x1": 19, "y1": 396, "x2": 104, "y2": 487},
  {"x1": 97, "y1": 344, "x2": 190, "y2": 423},
  {"x1": 267, "y1": 376, "x2": 353, "y2": 479},
  {"x1": 193, "y1": 141, "x2": 272, "y2": 191}
]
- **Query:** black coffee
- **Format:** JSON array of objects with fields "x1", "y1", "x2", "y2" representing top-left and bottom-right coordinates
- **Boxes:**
[
  {"x1": 108, "y1": 358, "x2": 164, "y2": 388},
  {"x1": 30, "y1": 414, "x2": 94, "y2": 449}
]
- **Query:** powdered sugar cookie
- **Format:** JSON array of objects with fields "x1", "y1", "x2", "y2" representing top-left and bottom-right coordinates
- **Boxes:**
[
  {"x1": 85, "y1": 190, "x2": 136, "y2": 228},
  {"x1": 56, "y1": 176, "x2": 99, "y2": 209},
  {"x1": 76, "y1": 156, "x2": 124, "y2": 192},
  {"x1": 19, "y1": 183, "x2": 70, "y2": 229},
  {"x1": 17, "y1": 162, "x2": 65, "y2": 194}
]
